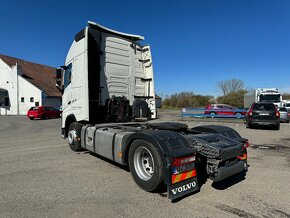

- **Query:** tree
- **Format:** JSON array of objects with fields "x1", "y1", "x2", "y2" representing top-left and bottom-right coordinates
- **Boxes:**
[
  {"x1": 162, "y1": 92, "x2": 212, "y2": 108},
  {"x1": 217, "y1": 79, "x2": 244, "y2": 95},
  {"x1": 282, "y1": 93, "x2": 290, "y2": 100},
  {"x1": 217, "y1": 89, "x2": 247, "y2": 108}
]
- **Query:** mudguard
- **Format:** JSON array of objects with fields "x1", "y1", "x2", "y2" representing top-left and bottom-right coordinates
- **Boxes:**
[{"x1": 125, "y1": 130, "x2": 199, "y2": 200}]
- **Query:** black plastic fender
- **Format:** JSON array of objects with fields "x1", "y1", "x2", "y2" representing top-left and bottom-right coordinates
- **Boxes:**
[
  {"x1": 124, "y1": 130, "x2": 196, "y2": 185},
  {"x1": 191, "y1": 125, "x2": 248, "y2": 143}
]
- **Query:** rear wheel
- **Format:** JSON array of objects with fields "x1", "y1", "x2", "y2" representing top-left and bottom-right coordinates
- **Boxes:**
[
  {"x1": 235, "y1": 112, "x2": 242, "y2": 118},
  {"x1": 274, "y1": 123, "x2": 280, "y2": 130},
  {"x1": 41, "y1": 114, "x2": 46, "y2": 120},
  {"x1": 68, "y1": 122, "x2": 82, "y2": 151},
  {"x1": 128, "y1": 140, "x2": 164, "y2": 192},
  {"x1": 210, "y1": 112, "x2": 216, "y2": 118}
]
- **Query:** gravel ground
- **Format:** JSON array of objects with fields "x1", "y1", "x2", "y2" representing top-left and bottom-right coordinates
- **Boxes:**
[{"x1": 0, "y1": 111, "x2": 290, "y2": 218}]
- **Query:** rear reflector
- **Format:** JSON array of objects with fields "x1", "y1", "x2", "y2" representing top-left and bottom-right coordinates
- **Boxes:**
[
  {"x1": 237, "y1": 153, "x2": 247, "y2": 161},
  {"x1": 171, "y1": 169, "x2": 197, "y2": 184}
]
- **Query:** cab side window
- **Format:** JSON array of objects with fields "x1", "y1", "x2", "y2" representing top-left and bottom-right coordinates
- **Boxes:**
[{"x1": 64, "y1": 63, "x2": 72, "y2": 89}]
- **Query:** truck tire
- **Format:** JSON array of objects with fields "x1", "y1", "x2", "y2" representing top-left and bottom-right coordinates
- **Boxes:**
[
  {"x1": 68, "y1": 122, "x2": 82, "y2": 151},
  {"x1": 128, "y1": 139, "x2": 164, "y2": 192}
]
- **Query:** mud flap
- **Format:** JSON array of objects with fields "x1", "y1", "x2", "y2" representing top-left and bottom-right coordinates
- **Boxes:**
[{"x1": 168, "y1": 177, "x2": 199, "y2": 200}]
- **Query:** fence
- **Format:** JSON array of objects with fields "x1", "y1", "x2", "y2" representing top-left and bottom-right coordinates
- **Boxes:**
[{"x1": 181, "y1": 108, "x2": 246, "y2": 119}]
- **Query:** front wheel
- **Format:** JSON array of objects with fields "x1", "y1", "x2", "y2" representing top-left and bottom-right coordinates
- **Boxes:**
[
  {"x1": 128, "y1": 140, "x2": 164, "y2": 192},
  {"x1": 68, "y1": 122, "x2": 82, "y2": 151}
]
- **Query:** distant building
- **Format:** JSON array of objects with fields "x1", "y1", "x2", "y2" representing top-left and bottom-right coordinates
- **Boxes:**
[
  {"x1": 0, "y1": 54, "x2": 61, "y2": 115},
  {"x1": 155, "y1": 94, "x2": 162, "y2": 108}
]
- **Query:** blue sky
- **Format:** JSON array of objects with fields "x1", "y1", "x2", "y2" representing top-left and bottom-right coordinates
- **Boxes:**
[{"x1": 1, "y1": 0, "x2": 290, "y2": 97}]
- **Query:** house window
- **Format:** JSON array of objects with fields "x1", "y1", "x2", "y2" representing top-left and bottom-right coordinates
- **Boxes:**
[
  {"x1": 35, "y1": 102, "x2": 39, "y2": 106},
  {"x1": 21, "y1": 97, "x2": 24, "y2": 102},
  {"x1": 30, "y1": 97, "x2": 34, "y2": 102}
]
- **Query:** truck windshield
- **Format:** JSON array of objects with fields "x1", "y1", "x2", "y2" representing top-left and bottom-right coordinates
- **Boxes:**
[{"x1": 260, "y1": 94, "x2": 280, "y2": 103}]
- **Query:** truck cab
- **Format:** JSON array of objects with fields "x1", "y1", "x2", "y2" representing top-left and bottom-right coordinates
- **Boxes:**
[{"x1": 56, "y1": 21, "x2": 156, "y2": 137}]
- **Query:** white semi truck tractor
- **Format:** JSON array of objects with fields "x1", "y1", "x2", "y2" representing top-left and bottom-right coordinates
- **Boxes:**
[
  {"x1": 244, "y1": 88, "x2": 283, "y2": 109},
  {"x1": 56, "y1": 21, "x2": 248, "y2": 200}
]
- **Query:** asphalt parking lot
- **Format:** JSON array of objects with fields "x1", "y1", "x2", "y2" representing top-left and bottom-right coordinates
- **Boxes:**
[{"x1": 1, "y1": 112, "x2": 290, "y2": 218}]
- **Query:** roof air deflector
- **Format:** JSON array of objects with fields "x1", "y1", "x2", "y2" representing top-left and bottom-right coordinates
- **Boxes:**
[{"x1": 87, "y1": 21, "x2": 144, "y2": 41}]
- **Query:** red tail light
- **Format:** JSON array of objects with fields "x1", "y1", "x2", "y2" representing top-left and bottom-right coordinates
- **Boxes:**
[
  {"x1": 172, "y1": 155, "x2": 195, "y2": 167},
  {"x1": 275, "y1": 107, "x2": 280, "y2": 117},
  {"x1": 247, "y1": 106, "x2": 254, "y2": 116}
]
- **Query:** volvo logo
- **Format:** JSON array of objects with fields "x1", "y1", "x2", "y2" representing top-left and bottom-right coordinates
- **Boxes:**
[{"x1": 171, "y1": 181, "x2": 197, "y2": 195}]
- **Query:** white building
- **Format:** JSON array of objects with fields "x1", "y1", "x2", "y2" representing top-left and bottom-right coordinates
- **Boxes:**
[{"x1": 0, "y1": 54, "x2": 62, "y2": 115}]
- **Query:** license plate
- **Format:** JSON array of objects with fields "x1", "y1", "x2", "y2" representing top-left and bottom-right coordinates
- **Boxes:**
[
  {"x1": 168, "y1": 177, "x2": 198, "y2": 200},
  {"x1": 260, "y1": 113, "x2": 269, "y2": 116}
]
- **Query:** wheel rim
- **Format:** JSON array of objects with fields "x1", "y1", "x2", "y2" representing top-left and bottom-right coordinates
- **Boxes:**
[
  {"x1": 133, "y1": 146, "x2": 154, "y2": 181},
  {"x1": 210, "y1": 112, "x2": 215, "y2": 117},
  {"x1": 68, "y1": 129, "x2": 77, "y2": 145}
]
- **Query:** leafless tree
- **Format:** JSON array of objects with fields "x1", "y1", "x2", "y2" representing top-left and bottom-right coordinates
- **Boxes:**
[
  {"x1": 217, "y1": 79, "x2": 244, "y2": 95},
  {"x1": 282, "y1": 93, "x2": 290, "y2": 100}
]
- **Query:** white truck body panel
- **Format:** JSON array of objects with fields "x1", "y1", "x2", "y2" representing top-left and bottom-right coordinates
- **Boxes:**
[{"x1": 63, "y1": 29, "x2": 89, "y2": 122}]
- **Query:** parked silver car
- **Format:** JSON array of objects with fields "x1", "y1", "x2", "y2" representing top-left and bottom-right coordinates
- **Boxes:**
[
  {"x1": 279, "y1": 107, "x2": 290, "y2": 123},
  {"x1": 283, "y1": 103, "x2": 290, "y2": 111}
]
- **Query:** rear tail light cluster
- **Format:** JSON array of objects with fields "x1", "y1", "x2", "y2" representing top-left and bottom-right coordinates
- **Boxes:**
[
  {"x1": 247, "y1": 105, "x2": 254, "y2": 116},
  {"x1": 171, "y1": 154, "x2": 197, "y2": 184},
  {"x1": 172, "y1": 155, "x2": 195, "y2": 167},
  {"x1": 275, "y1": 108, "x2": 280, "y2": 117}
]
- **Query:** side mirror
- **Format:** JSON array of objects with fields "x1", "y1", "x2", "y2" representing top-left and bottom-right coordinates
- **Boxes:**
[
  {"x1": 55, "y1": 68, "x2": 64, "y2": 94},
  {"x1": 56, "y1": 68, "x2": 62, "y2": 79}
]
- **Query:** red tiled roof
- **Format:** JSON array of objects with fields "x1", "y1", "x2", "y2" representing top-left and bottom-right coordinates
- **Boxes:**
[{"x1": 0, "y1": 54, "x2": 61, "y2": 97}]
